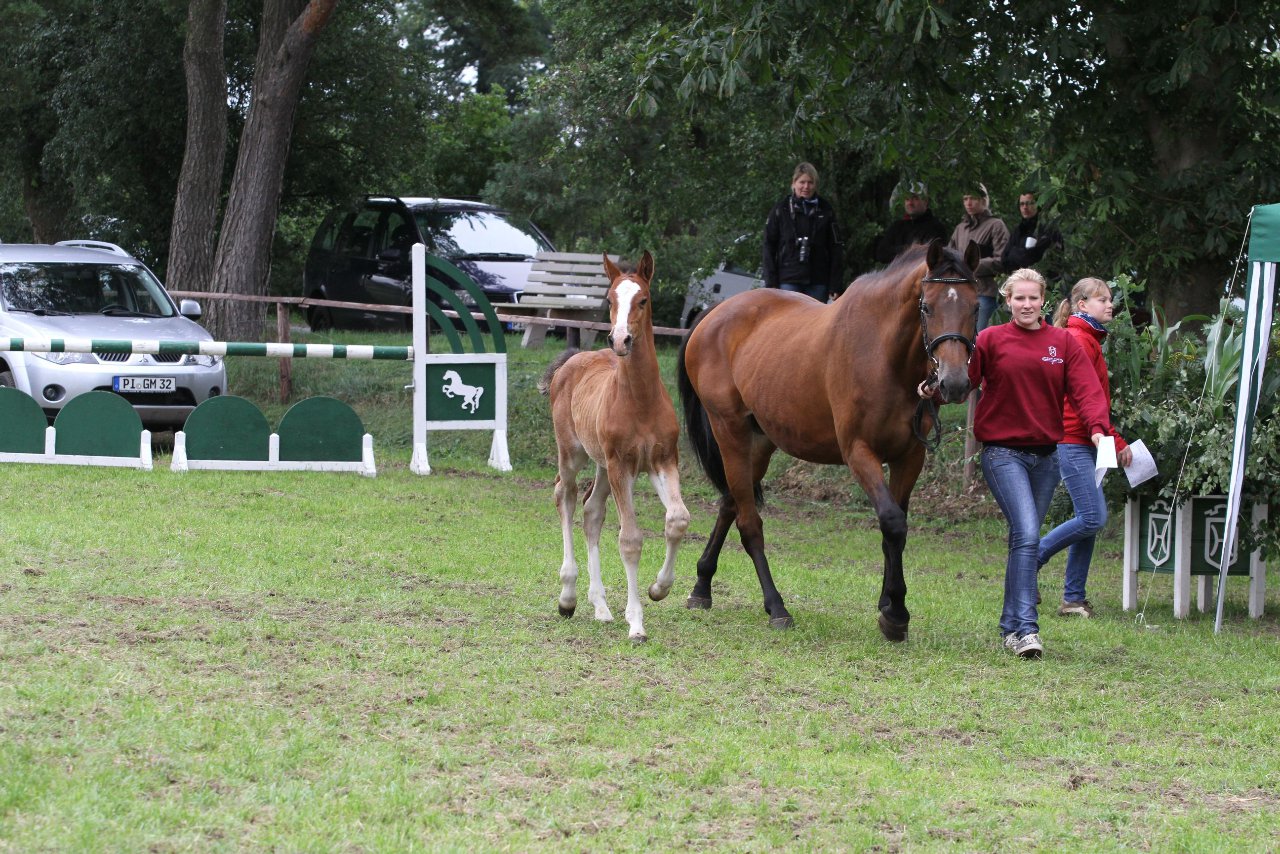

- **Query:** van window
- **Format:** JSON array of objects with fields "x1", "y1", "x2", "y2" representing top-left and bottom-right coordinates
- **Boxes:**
[{"x1": 335, "y1": 210, "x2": 382, "y2": 260}]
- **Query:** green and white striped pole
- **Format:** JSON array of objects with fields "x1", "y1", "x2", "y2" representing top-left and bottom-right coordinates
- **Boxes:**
[{"x1": 0, "y1": 338, "x2": 413, "y2": 360}]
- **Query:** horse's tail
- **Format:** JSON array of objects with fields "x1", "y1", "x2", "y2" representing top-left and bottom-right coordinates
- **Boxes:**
[
  {"x1": 537, "y1": 348, "x2": 580, "y2": 396},
  {"x1": 677, "y1": 331, "x2": 729, "y2": 498}
]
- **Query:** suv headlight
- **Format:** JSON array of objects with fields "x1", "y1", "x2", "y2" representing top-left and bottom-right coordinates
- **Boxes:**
[
  {"x1": 181, "y1": 354, "x2": 222, "y2": 367},
  {"x1": 33, "y1": 351, "x2": 97, "y2": 365}
]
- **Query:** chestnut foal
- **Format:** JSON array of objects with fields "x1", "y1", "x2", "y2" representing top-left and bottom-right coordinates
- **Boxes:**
[{"x1": 539, "y1": 251, "x2": 688, "y2": 641}]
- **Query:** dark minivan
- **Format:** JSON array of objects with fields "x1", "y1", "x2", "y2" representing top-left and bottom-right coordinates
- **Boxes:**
[{"x1": 303, "y1": 196, "x2": 554, "y2": 329}]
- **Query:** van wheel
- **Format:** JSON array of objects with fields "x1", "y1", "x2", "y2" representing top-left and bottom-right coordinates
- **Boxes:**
[
  {"x1": 306, "y1": 304, "x2": 333, "y2": 332},
  {"x1": 0, "y1": 370, "x2": 15, "y2": 388}
]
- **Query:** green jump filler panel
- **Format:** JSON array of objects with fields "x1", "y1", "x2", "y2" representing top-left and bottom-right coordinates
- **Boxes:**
[
  {"x1": 182, "y1": 396, "x2": 271, "y2": 461},
  {"x1": 278, "y1": 396, "x2": 366, "y2": 463},
  {"x1": 0, "y1": 387, "x2": 48, "y2": 454},
  {"x1": 53, "y1": 391, "x2": 145, "y2": 457}
]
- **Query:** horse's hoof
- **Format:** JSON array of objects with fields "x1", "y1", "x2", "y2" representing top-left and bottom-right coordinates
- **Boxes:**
[
  {"x1": 630, "y1": 633, "x2": 648, "y2": 644},
  {"x1": 558, "y1": 602, "x2": 576, "y2": 618},
  {"x1": 769, "y1": 614, "x2": 794, "y2": 630},
  {"x1": 877, "y1": 612, "x2": 909, "y2": 643},
  {"x1": 686, "y1": 594, "x2": 712, "y2": 610},
  {"x1": 648, "y1": 583, "x2": 671, "y2": 602}
]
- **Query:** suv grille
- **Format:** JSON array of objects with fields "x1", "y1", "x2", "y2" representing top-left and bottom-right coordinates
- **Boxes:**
[{"x1": 97, "y1": 352, "x2": 184, "y2": 364}]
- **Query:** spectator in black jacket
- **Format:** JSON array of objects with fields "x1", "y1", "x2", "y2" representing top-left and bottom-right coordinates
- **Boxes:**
[
  {"x1": 762, "y1": 162, "x2": 844, "y2": 302},
  {"x1": 1002, "y1": 191, "x2": 1063, "y2": 274},
  {"x1": 871, "y1": 181, "x2": 949, "y2": 265}
]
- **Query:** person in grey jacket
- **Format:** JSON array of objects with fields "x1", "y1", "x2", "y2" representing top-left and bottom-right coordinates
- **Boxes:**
[{"x1": 948, "y1": 181, "x2": 1009, "y2": 330}]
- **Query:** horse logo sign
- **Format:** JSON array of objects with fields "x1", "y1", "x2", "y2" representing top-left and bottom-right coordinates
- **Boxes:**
[
  {"x1": 441, "y1": 369, "x2": 484, "y2": 414},
  {"x1": 424, "y1": 361, "x2": 497, "y2": 423}
]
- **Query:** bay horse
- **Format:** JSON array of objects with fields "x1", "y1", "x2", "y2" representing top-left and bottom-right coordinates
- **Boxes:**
[
  {"x1": 677, "y1": 238, "x2": 979, "y2": 639},
  {"x1": 539, "y1": 251, "x2": 689, "y2": 642}
]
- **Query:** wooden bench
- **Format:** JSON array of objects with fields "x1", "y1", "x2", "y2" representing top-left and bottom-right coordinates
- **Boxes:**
[{"x1": 492, "y1": 251, "x2": 619, "y2": 349}]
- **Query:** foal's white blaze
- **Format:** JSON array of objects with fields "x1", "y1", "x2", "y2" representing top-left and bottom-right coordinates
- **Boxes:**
[{"x1": 611, "y1": 279, "x2": 642, "y2": 345}]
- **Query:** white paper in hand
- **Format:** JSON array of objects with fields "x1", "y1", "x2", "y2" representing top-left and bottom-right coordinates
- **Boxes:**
[
  {"x1": 1094, "y1": 436, "x2": 1117, "y2": 487},
  {"x1": 1123, "y1": 439, "x2": 1158, "y2": 488}
]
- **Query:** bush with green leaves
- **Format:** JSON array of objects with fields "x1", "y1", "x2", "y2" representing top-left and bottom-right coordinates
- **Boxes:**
[{"x1": 1106, "y1": 279, "x2": 1280, "y2": 559}]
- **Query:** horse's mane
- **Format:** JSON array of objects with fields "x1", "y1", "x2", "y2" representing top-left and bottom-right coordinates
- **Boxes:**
[
  {"x1": 845, "y1": 241, "x2": 976, "y2": 301},
  {"x1": 845, "y1": 244, "x2": 931, "y2": 298}
]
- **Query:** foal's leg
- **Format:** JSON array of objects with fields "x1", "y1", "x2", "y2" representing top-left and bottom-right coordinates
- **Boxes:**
[
  {"x1": 647, "y1": 463, "x2": 689, "y2": 602},
  {"x1": 606, "y1": 467, "x2": 648, "y2": 641},
  {"x1": 555, "y1": 448, "x2": 588, "y2": 617},
  {"x1": 582, "y1": 464, "x2": 615, "y2": 622}
]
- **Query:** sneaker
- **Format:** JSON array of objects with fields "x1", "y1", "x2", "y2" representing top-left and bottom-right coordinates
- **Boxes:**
[
  {"x1": 1003, "y1": 633, "x2": 1018, "y2": 651},
  {"x1": 1010, "y1": 632, "x2": 1044, "y2": 659},
  {"x1": 1058, "y1": 599, "x2": 1095, "y2": 618}
]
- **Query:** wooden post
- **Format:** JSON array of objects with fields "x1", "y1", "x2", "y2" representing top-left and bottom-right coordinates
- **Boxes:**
[
  {"x1": 963, "y1": 390, "x2": 979, "y2": 483},
  {"x1": 277, "y1": 301, "x2": 292, "y2": 402}
]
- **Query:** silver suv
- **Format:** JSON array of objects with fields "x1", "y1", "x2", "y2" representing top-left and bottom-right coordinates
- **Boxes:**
[{"x1": 0, "y1": 241, "x2": 226, "y2": 428}]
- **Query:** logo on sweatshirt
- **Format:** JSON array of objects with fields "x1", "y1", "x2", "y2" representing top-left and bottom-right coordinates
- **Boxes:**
[{"x1": 1042, "y1": 345, "x2": 1064, "y2": 365}]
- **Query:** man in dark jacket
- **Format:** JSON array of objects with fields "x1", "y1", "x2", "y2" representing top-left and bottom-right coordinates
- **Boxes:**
[
  {"x1": 762, "y1": 162, "x2": 844, "y2": 302},
  {"x1": 871, "y1": 181, "x2": 949, "y2": 265},
  {"x1": 1002, "y1": 191, "x2": 1063, "y2": 274}
]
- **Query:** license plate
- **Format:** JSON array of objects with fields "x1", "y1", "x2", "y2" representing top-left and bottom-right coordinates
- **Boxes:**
[{"x1": 113, "y1": 376, "x2": 176, "y2": 393}]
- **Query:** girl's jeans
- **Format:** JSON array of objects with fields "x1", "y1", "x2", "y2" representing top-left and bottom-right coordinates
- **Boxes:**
[
  {"x1": 981, "y1": 445, "x2": 1060, "y2": 637},
  {"x1": 1038, "y1": 443, "x2": 1107, "y2": 603}
]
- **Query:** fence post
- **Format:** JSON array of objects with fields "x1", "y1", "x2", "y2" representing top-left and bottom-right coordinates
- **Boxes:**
[
  {"x1": 277, "y1": 302, "x2": 292, "y2": 402},
  {"x1": 963, "y1": 390, "x2": 979, "y2": 483}
]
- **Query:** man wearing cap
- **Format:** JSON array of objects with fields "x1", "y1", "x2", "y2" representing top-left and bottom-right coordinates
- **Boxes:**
[
  {"x1": 871, "y1": 182, "x2": 950, "y2": 265},
  {"x1": 948, "y1": 182, "x2": 1009, "y2": 331}
]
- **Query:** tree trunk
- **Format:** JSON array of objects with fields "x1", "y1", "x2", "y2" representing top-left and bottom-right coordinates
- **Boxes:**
[
  {"x1": 205, "y1": 0, "x2": 338, "y2": 341},
  {"x1": 18, "y1": 121, "x2": 77, "y2": 243},
  {"x1": 1147, "y1": 259, "x2": 1225, "y2": 323},
  {"x1": 167, "y1": 0, "x2": 228, "y2": 296}
]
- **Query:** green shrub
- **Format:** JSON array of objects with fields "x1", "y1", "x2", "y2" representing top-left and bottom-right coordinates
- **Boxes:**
[{"x1": 1106, "y1": 282, "x2": 1280, "y2": 559}]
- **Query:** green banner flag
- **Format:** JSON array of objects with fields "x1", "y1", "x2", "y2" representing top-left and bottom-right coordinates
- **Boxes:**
[{"x1": 1248, "y1": 203, "x2": 1280, "y2": 263}]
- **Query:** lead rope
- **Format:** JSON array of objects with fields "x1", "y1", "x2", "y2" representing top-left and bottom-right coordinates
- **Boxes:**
[{"x1": 913, "y1": 393, "x2": 943, "y2": 451}]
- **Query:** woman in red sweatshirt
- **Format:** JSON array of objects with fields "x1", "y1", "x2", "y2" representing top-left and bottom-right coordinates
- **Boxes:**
[
  {"x1": 1037, "y1": 278, "x2": 1133, "y2": 618},
  {"x1": 931, "y1": 267, "x2": 1112, "y2": 659}
]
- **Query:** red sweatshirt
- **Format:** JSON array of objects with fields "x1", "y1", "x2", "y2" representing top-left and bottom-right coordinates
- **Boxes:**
[
  {"x1": 1060, "y1": 315, "x2": 1128, "y2": 451},
  {"x1": 968, "y1": 321, "x2": 1111, "y2": 447}
]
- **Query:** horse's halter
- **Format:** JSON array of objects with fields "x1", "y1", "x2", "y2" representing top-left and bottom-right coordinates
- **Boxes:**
[
  {"x1": 913, "y1": 273, "x2": 977, "y2": 451},
  {"x1": 918, "y1": 274, "x2": 977, "y2": 368}
]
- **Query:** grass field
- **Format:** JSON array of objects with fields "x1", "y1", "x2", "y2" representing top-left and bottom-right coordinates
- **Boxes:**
[{"x1": 2, "y1": 328, "x2": 1277, "y2": 851}]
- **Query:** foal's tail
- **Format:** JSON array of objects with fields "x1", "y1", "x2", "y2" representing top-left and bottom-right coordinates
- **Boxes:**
[
  {"x1": 677, "y1": 332, "x2": 729, "y2": 497},
  {"x1": 537, "y1": 348, "x2": 579, "y2": 396}
]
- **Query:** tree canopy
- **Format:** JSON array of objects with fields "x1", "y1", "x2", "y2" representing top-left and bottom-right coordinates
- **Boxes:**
[
  {"x1": 2, "y1": 0, "x2": 1277, "y2": 329},
  {"x1": 621, "y1": 0, "x2": 1280, "y2": 317}
]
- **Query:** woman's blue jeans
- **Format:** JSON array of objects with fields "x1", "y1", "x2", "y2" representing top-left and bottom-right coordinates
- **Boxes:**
[
  {"x1": 981, "y1": 445, "x2": 1060, "y2": 637},
  {"x1": 1038, "y1": 443, "x2": 1107, "y2": 603},
  {"x1": 780, "y1": 282, "x2": 829, "y2": 302}
]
